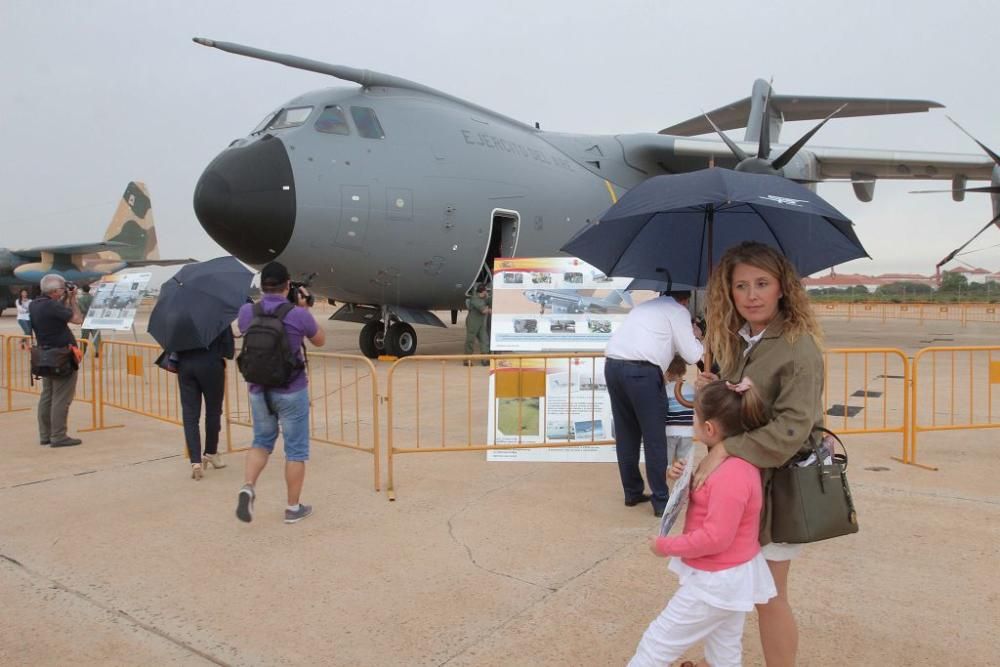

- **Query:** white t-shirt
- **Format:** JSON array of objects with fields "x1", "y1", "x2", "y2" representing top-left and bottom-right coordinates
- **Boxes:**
[
  {"x1": 16, "y1": 299, "x2": 32, "y2": 320},
  {"x1": 604, "y1": 296, "x2": 703, "y2": 373}
]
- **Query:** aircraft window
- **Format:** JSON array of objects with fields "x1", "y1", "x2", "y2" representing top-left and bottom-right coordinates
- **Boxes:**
[
  {"x1": 350, "y1": 106, "x2": 385, "y2": 139},
  {"x1": 266, "y1": 106, "x2": 314, "y2": 130},
  {"x1": 315, "y1": 105, "x2": 351, "y2": 135},
  {"x1": 251, "y1": 111, "x2": 279, "y2": 135}
]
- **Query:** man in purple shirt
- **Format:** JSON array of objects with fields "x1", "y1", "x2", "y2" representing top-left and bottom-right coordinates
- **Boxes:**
[{"x1": 235, "y1": 262, "x2": 325, "y2": 524}]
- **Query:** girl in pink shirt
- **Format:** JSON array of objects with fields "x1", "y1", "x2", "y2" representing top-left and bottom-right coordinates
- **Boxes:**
[{"x1": 629, "y1": 380, "x2": 776, "y2": 667}]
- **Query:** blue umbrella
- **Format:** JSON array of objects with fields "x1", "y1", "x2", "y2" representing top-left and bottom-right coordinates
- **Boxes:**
[
  {"x1": 562, "y1": 168, "x2": 869, "y2": 287},
  {"x1": 148, "y1": 256, "x2": 253, "y2": 352}
]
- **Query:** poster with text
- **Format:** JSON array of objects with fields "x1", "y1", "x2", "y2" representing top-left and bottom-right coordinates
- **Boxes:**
[
  {"x1": 490, "y1": 257, "x2": 636, "y2": 352},
  {"x1": 486, "y1": 356, "x2": 621, "y2": 462},
  {"x1": 82, "y1": 272, "x2": 152, "y2": 331}
]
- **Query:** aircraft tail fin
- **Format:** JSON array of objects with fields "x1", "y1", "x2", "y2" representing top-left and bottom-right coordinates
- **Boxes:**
[{"x1": 101, "y1": 182, "x2": 159, "y2": 261}]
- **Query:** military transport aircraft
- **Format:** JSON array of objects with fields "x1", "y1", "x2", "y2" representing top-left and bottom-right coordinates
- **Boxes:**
[
  {"x1": 523, "y1": 289, "x2": 632, "y2": 316},
  {"x1": 0, "y1": 182, "x2": 192, "y2": 314},
  {"x1": 191, "y1": 38, "x2": 998, "y2": 358}
]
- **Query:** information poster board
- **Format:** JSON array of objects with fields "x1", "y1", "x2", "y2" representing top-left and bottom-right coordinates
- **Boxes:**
[
  {"x1": 486, "y1": 257, "x2": 655, "y2": 463},
  {"x1": 486, "y1": 356, "x2": 619, "y2": 462},
  {"x1": 490, "y1": 257, "x2": 634, "y2": 352},
  {"x1": 82, "y1": 271, "x2": 151, "y2": 331}
]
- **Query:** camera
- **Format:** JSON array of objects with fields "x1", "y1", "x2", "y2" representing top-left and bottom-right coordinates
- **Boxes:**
[
  {"x1": 287, "y1": 281, "x2": 315, "y2": 307},
  {"x1": 65, "y1": 281, "x2": 78, "y2": 292}
]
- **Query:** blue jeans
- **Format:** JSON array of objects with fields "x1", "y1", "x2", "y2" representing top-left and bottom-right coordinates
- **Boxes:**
[
  {"x1": 249, "y1": 388, "x2": 310, "y2": 462},
  {"x1": 17, "y1": 319, "x2": 32, "y2": 336}
]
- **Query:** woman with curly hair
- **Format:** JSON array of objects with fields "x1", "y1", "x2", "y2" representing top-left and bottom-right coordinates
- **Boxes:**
[{"x1": 695, "y1": 241, "x2": 825, "y2": 667}]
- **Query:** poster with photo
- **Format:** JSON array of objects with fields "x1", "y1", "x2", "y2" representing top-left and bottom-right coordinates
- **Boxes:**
[
  {"x1": 486, "y1": 357, "x2": 621, "y2": 462},
  {"x1": 490, "y1": 257, "x2": 638, "y2": 352},
  {"x1": 82, "y1": 271, "x2": 152, "y2": 331}
]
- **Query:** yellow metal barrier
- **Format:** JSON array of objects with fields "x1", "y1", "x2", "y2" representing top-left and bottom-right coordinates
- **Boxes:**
[
  {"x1": 823, "y1": 348, "x2": 910, "y2": 463},
  {"x1": 386, "y1": 352, "x2": 613, "y2": 499},
  {"x1": 100, "y1": 340, "x2": 185, "y2": 428},
  {"x1": 225, "y1": 351, "x2": 381, "y2": 491},
  {"x1": 909, "y1": 345, "x2": 1000, "y2": 470},
  {"x1": 2, "y1": 334, "x2": 111, "y2": 430},
  {"x1": 812, "y1": 302, "x2": 1000, "y2": 327}
]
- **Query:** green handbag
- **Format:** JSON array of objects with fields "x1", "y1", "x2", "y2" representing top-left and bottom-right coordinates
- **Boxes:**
[{"x1": 769, "y1": 428, "x2": 860, "y2": 544}]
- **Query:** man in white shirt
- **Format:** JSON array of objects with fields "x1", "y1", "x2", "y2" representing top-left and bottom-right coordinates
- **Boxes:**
[{"x1": 604, "y1": 290, "x2": 703, "y2": 516}]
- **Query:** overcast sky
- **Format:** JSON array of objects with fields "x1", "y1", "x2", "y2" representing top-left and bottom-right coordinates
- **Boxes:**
[{"x1": 3, "y1": 0, "x2": 999, "y2": 278}]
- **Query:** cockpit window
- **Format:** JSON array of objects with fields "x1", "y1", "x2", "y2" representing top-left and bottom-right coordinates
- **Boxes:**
[
  {"x1": 315, "y1": 105, "x2": 351, "y2": 135},
  {"x1": 350, "y1": 106, "x2": 385, "y2": 139},
  {"x1": 251, "y1": 111, "x2": 279, "y2": 135},
  {"x1": 266, "y1": 106, "x2": 314, "y2": 131}
]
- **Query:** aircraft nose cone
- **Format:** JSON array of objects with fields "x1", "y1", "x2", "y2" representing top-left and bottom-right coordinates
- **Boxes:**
[{"x1": 193, "y1": 135, "x2": 296, "y2": 265}]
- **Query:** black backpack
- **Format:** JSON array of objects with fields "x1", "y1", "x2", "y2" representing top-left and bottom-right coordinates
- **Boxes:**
[{"x1": 237, "y1": 302, "x2": 304, "y2": 387}]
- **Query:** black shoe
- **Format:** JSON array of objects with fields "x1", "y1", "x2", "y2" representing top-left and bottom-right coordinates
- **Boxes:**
[
  {"x1": 653, "y1": 506, "x2": 665, "y2": 518},
  {"x1": 50, "y1": 437, "x2": 82, "y2": 447},
  {"x1": 39, "y1": 439, "x2": 50, "y2": 446},
  {"x1": 624, "y1": 493, "x2": 651, "y2": 507}
]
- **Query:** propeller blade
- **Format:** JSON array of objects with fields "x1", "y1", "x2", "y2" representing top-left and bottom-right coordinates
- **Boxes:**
[
  {"x1": 910, "y1": 186, "x2": 1000, "y2": 194},
  {"x1": 703, "y1": 111, "x2": 748, "y2": 162},
  {"x1": 772, "y1": 103, "x2": 848, "y2": 170},
  {"x1": 757, "y1": 79, "x2": 774, "y2": 160},
  {"x1": 935, "y1": 213, "x2": 1000, "y2": 268},
  {"x1": 947, "y1": 116, "x2": 1000, "y2": 166}
]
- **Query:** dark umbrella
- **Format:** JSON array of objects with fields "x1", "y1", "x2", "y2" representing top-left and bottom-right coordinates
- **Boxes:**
[
  {"x1": 148, "y1": 256, "x2": 254, "y2": 352},
  {"x1": 561, "y1": 167, "x2": 869, "y2": 287}
]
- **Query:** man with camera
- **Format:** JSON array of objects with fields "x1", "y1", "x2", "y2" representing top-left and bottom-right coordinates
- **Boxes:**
[
  {"x1": 29, "y1": 274, "x2": 84, "y2": 447},
  {"x1": 235, "y1": 261, "x2": 325, "y2": 524}
]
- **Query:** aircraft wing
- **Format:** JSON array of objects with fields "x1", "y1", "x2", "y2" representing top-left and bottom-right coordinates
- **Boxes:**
[
  {"x1": 13, "y1": 241, "x2": 130, "y2": 259},
  {"x1": 617, "y1": 134, "x2": 996, "y2": 183}
]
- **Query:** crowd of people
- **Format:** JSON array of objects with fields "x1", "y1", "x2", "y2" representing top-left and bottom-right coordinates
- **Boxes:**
[{"x1": 22, "y1": 240, "x2": 823, "y2": 665}]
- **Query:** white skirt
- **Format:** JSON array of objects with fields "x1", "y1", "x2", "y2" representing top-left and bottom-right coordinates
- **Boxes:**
[{"x1": 668, "y1": 552, "x2": 777, "y2": 612}]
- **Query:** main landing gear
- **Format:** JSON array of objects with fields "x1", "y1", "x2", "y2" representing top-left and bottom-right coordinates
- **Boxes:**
[{"x1": 358, "y1": 318, "x2": 417, "y2": 359}]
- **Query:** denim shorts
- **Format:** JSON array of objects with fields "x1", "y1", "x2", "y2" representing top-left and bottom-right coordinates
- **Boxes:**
[{"x1": 249, "y1": 388, "x2": 310, "y2": 462}]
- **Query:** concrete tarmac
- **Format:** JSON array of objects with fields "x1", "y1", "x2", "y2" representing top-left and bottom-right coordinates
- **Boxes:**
[{"x1": 1, "y1": 310, "x2": 998, "y2": 666}]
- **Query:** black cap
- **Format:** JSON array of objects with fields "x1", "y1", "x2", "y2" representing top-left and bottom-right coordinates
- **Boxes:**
[{"x1": 260, "y1": 261, "x2": 290, "y2": 287}]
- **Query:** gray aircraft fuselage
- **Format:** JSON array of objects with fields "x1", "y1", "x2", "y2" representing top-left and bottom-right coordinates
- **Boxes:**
[{"x1": 195, "y1": 84, "x2": 641, "y2": 312}]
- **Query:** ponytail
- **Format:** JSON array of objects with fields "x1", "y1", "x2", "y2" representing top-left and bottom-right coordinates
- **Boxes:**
[{"x1": 695, "y1": 379, "x2": 768, "y2": 438}]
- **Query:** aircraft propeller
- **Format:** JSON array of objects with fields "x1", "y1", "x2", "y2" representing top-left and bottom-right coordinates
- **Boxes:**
[
  {"x1": 910, "y1": 117, "x2": 1000, "y2": 270},
  {"x1": 702, "y1": 87, "x2": 847, "y2": 181},
  {"x1": 909, "y1": 117, "x2": 1000, "y2": 196}
]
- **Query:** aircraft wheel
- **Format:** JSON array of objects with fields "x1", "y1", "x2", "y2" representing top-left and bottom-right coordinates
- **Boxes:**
[
  {"x1": 386, "y1": 322, "x2": 417, "y2": 357},
  {"x1": 358, "y1": 321, "x2": 386, "y2": 359}
]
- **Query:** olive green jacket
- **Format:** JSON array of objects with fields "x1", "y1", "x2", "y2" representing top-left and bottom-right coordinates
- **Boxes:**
[
  {"x1": 720, "y1": 315, "x2": 825, "y2": 545},
  {"x1": 466, "y1": 293, "x2": 491, "y2": 330}
]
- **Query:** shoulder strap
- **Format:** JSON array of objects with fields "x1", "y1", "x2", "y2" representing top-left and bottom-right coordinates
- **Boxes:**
[
  {"x1": 252, "y1": 302, "x2": 265, "y2": 317},
  {"x1": 273, "y1": 302, "x2": 296, "y2": 322}
]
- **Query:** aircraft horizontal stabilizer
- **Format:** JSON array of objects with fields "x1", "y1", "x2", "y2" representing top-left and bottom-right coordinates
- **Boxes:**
[
  {"x1": 14, "y1": 241, "x2": 130, "y2": 259},
  {"x1": 661, "y1": 94, "x2": 942, "y2": 137}
]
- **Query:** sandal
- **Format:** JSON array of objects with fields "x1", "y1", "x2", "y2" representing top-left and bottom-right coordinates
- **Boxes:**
[
  {"x1": 191, "y1": 463, "x2": 203, "y2": 480},
  {"x1": 202, "y1": 452, "x2": 226, "y2": 469}
]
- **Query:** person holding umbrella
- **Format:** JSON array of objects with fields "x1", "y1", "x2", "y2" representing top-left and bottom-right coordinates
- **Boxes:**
[
  {"x1": 148, "y1": 257, "x2": 253, "y2": 480},
  {"x1": 695, "y1": 241, "x2": 826, "y2": 667},
  {"x1": 177, "y1": 327, "x2": 235, "y2": 479}
]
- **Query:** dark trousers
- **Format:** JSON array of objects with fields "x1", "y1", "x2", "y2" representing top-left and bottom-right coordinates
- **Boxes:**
[
  {"x1": 604, "y1": 358, "x2": 669, "y2": 511},
  {"x1": 177, "y1": 353, "x2": 225, "y2": 464}
]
